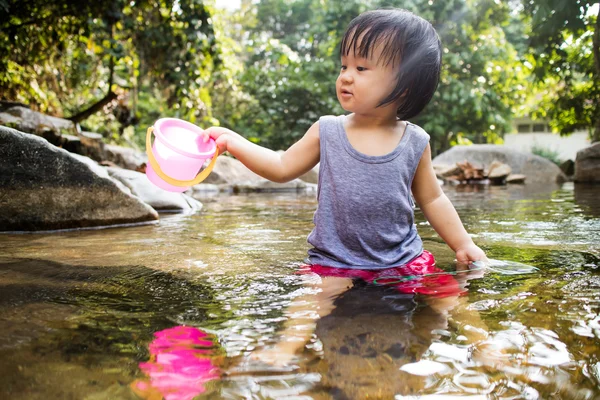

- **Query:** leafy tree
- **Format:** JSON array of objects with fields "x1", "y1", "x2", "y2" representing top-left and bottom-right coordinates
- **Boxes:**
[
  {"x1": 1, "y1": 0, "x2": 533, "y2": 153},
  {"x1": 523, "y1": 0, "x2": 600, "y2": 143},
  {"x1": 391, "y1": 0, "x2": 526, "y2": 151},
  {"x1": 210, "y1": 0, "x2": 360, "y2": 149},
  {"x1": 216, "y1": 0, "x2": 526, "y2": 153},
  {"x1": 0, "y1": 1, "x2": 113, "y2": 116},
  {"x1": 0, "y1": 0, "x2": 221, "y2": 144}
]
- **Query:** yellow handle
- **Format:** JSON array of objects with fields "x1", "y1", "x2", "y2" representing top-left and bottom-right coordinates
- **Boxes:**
[{"x1": 146, "y1": 126, "x2": 219, "y2": 187}]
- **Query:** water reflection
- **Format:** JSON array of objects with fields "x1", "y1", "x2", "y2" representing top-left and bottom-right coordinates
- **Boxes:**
[
  {"x1": 574, "y1": 183, "x2": 600, "y2": 218},
  {"x1": 309, "y1": 282, "x2": 474, "y2": 398},
  {"x1": 444, "y1": 183, "x2": 600, "y2": 252},
  {"x1": 132, "y1": 326, "x2": 221, "y2": 400},
  {"x1": 0, "y1": 257, "x2": 222, "y2": 399},
  {"x1": 216, "y1": 262, "x2": 499, "y2": 399}
]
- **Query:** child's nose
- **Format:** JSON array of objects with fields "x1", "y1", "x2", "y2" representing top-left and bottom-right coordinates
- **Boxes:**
[{"x1": 340, "y1": 71, "x2": 353, "y2": 84}]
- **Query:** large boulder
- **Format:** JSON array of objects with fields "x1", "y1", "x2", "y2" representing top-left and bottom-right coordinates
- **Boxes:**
[
  {"x1": 0, "y1": 106, "x2": 148, "y2": 172},
  {"x1": 202, "y1": 155, "x2": 264, "y2": 185},
  {"x1": 560, "y1": 159, "x2": 575, "y2": 178},
  {"x1": 574, "y1": 142, "x2": 600, "y2": 183},
  {"x1": 105, "y1": 144, "x2": 147, "y2": 171},
  {"x1": 202, "y1": 154, "x2": 316, "y2": 192},
  {"x1": 277, "y1": 149, "x2": 320, "y2": 184},
  {"x1": 0, "y1": 126, "x2": 158, "y2": 232},
  {"x1": 60, "y1": 131, "x2": 108, "y2": 162},
  {"x1": 0, "y1": 106, "x2": 76, "y2": 136},
  {"x1": 432, "y1": 144, "x2": 567, "y2": 184},
  {"x1": 299, "y1": 163, "x2": 320, "y2": 184}
]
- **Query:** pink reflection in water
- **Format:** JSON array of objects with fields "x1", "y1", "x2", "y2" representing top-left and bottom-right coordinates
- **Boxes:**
[{"x1": 132, "y1": 326, "x2": 221, "y2": 400}]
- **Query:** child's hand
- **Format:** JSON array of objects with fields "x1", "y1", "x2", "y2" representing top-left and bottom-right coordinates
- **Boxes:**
[
  {"x1": 201, "y1": 127, "x2": 237, "y2": 153},
  {"x1": 455, "y1": 243, "x2": 487, "y2": 266}
]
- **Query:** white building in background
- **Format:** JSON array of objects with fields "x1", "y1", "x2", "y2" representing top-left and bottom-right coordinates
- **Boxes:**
[{"x1": 503, "y1": 116, "x2": 591, "y2": 161}]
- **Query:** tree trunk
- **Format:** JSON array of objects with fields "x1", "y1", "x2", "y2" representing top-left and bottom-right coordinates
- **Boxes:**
[{"x1": 0, "y1": 101, "x2": 29, "y2": 112}]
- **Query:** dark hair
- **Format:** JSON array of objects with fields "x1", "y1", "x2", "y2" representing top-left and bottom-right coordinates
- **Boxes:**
[{"x1": 340, "y1": 9, "x2": 442, "y2": 120}]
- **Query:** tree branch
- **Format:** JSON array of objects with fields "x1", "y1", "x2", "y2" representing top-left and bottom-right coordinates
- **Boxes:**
[
  {"x1": 0, "y1": 16, "x2": 53, "y2": 31},
  {"x1": 68, "y1": 55, "x2": 117, "y2": 123},
  {"x1": 67, "y1": 91, "x2": 117, "y2": 123}
]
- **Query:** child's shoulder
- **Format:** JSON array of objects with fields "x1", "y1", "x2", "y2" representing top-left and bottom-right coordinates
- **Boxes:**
[
  {"x1": 317, "y1": 114, "x2": 342, "y2": 123},
  {"x1": 405, "y1": 121, "x2": 430, "y2": 142},
  {"x1": 316, "y1": 115, "x2": 342, "y2": 133},
  {"x1": 405, "y1": 121, "x2": 430, "y2": 140}
]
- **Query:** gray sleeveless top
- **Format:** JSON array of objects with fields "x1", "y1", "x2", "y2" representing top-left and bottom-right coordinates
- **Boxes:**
[{"x1": 307, "y1": 115, "x2": 430, "y2": 270}]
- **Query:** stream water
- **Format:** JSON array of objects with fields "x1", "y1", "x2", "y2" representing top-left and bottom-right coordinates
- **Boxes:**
[{"x1": 0, "y1": 182, "x2": 599, "y2": 399}]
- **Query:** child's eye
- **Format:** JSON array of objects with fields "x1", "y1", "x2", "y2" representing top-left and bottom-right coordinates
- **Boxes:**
[
  {"x1": 357, "y1": 66, "x2": 367, "y2": 72},
  {"x1": 340, "y1": 65, "x2": 347, "y2": 70}
]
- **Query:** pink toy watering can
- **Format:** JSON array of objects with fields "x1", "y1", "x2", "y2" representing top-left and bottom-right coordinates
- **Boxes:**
[{"x1": 146, "y1": 118, "x2": 219, "y2": 192}]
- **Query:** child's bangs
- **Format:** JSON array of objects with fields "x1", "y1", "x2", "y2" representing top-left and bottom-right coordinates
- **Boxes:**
[{"x1": 340, "y1": 25, "x2": 401, "y2": 66}]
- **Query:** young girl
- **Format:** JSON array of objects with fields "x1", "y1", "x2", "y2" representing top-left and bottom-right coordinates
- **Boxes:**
[{"x1": 204, "y1": 8, "x2": 487, "y2": 274}]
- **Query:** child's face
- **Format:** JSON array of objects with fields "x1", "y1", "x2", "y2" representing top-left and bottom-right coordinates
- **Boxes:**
[{"x1": 336, "y1": 41, "x2": 399, "y2": 117}]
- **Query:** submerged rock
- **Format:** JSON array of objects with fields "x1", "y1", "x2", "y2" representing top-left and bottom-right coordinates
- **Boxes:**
[{"x1": 0, "y1": 126, "x2": 158, "y2": 232}]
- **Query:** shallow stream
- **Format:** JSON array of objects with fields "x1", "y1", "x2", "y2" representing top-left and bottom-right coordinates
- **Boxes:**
[{"x1": 1, "y1": 183, "x2": 599, "y2": 399}]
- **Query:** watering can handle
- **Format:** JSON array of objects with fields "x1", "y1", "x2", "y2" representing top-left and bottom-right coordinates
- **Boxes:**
[{"x1": 146, "y1": 126, "x2": 220, "y2": 187}]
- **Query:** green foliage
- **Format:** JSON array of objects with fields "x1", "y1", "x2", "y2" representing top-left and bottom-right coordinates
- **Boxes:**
[
  {"x1": 1, "y1": 0, "x2": 222, "y2": 142},
  {"x1": 210, "y1": 0, "x2": 359, "y2": 149},
  {"x1": 530, "y1": 143, "x2": 563, "y2": 165},
  {"x1": 4, "y1": 0, "x2": 591, "y2": 153},
  {"x1": 1, "y1": 1, "x2": 110, "y2": 115},
  {"x1": 211, "y1": 0, "x2": 526, "y2": 153},
  {"x1": 522, "y1": 0, "x2": 600, "y2": 142},
  {"x1": 403, "y1": 0, "x2": 525, "y2": 152}
]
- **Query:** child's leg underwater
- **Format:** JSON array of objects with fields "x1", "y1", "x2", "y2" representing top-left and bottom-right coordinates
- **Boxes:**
[{"x1": 249, "y1": 276, "x2": 353, "y2": 366}]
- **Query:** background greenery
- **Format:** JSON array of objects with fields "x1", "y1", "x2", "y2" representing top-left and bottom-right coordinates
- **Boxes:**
[{"x1": 1, "y1": 0, "x2": 598, "y2": 154}]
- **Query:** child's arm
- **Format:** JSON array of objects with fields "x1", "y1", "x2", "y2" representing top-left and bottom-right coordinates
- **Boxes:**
[
  {"x1": 202, "y1": 122, "x2": 320, "y2": 183},
  {"x1": 411, "y1": 144, "x2": 487, "y2": 264}
]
